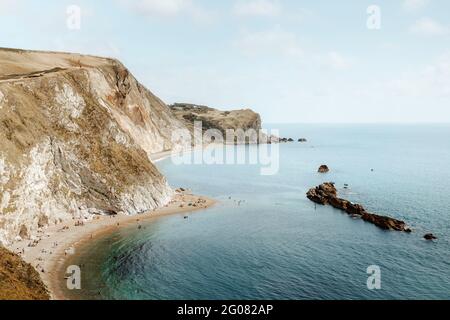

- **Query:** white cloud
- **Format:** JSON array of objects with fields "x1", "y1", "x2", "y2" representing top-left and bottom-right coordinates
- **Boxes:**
[
  {"x1": 0, "y1": 0, "x2": 21, "y2": 13},
  {"x1": 120, "y1": 0, "x2": 214, "y2": 22},
  {"x1": 326, "y1": 51, "x2": 351, "y2": 70},
  {"x1": 402, "y1": 0, "x2": 430, "y2": 11},
  {"x1": 233, "y1": 0, "x2": 281, "y2": 17},
  {"x1": 135, "y1": 0, "x2": 190, "y2": 16},
  {"x1": 236, "y1": 26, "x2": 303, "y2": 57},
  {"x1": 410, "y1": 17, "x2": 449, "y2": 36},
  {"x1": 388, "y1": 51, "x2": 450, "y2": 97}
]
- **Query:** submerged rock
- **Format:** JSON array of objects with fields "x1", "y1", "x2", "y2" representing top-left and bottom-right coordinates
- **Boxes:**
[{"x1": 306, "y1": 183, "x2": 411, "y2": 232}]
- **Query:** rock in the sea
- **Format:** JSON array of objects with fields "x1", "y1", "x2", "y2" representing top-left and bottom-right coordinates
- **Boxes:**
[
  {"x1": 298, "y1": 138, "x2": 307, "y2": 142},
  {"x1": 318, "y1": 165, "x2": 330, "y2": 173},
  {"x1": 361, "y1": 213, "x2": 409, "y2": 232},
  {"x1": 276, "y1": 137, "x2": 295, "y2": 143},
  {"x1": 424, "y1": 233, "x2": 437, "y2": 240},
  {"x1": 306, "y1": 183, "x2": 411, "y2": 232},
  {"x1": 318, "y1": 182, "x2": 337, "y2": 197}
]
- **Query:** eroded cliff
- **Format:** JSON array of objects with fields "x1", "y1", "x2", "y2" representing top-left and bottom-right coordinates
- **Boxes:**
[
  {"x1": 0, "y1": 48, "x2": 189, "y2": 245},
  {"x1": 170, "y1": 103, "x2": 262, "y2": 134}
]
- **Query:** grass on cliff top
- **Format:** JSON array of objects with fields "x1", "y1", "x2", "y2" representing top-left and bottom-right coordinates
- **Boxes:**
[{"x1": 0, "y1": 246, "x2": 49, "y2": 300}]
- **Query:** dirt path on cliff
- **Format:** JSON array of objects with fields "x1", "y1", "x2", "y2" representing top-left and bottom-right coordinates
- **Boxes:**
[
  {"x1": 0, "y1": 48, "x2": 115, "y2": 84},
  {"x1": 0, "y1": 67, "x2": 71, "y2": 83}
]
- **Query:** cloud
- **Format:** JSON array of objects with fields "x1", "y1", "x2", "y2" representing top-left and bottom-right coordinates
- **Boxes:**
[
  {"x1": 233, "y1": 0, "x2": 281, "y2": 17},
  {"x1": 135, "y1": 0, "x2": 190, "y2": 16},
  {"x1": 410, "y1": 17, "x2": 449, "y2": 36},
  {"x1": 0, "y1": 0, "x2": 21, "y2": 14},
  {"x1": 402, "y1": 0, "x2": 430, "y2": 11},
  {"x1": 120, "y1": 0, "x2": 214, "y2": 22},
  {"x1": 325, "y1": 51, "x2": 351, "y2": 70},
  {"x1": 236, "y1": 26, "x2": 303, "y2": 58},
  {"x1": 388, "y1": 51, "x2": 450, "y2": 97}
]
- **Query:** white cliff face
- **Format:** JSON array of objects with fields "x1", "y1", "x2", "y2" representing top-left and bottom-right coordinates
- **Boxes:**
[
  {"x1": 86, "y1": 67, "x2": 189, "y2": 156},
  {"x1": 0, "y1": 49, "x2": 189, "y2": 245}
]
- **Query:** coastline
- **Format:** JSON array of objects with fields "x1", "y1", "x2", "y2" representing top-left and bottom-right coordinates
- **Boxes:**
[{"x1": 7, "y1": 188, "x2": 216, "y2": 300}]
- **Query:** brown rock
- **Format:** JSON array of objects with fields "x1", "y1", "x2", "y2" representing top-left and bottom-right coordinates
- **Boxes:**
[
  {"x1": 306, "y1": 183, "x2": 410, "y2": 233},
  {"x1": 318, "y1": 182, "x2": 337, "y2": 197},
  {"x1": 329, "y1": 197, "x2": 351, "y2": 211},
  {"x1": 307, "y1": 183, "x2": 334, "y2": 205},
  {"x1": 318, "y1": 165, "x2": 330, "y2": 173},
  {"x1": 345, "y1": 203, "x2": 366, "y2": 216},
  {"x1": 361, "y1": 213, "x2": 407, "y2": 231}
]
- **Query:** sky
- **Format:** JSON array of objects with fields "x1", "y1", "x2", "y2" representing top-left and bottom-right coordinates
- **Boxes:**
[{"x1": 1, "y1": 0, "x2": 450, "y2": 123}]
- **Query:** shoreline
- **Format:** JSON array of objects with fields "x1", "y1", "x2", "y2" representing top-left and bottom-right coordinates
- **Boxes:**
[{"x1": 6, "y1": 190, "x2": 217, "y2": 300}]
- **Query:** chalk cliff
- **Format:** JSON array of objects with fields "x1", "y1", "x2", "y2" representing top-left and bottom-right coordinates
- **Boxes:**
[{"x1": 0, "y1": 48, "x2": 189, "y2": 245}]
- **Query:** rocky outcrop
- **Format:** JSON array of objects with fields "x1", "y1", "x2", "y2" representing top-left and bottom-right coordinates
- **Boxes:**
[
  {"x1": 277, "y1": 137, "x2": 294, "y2": 143},
  {"x1": 0, "y1": 246, "x2": 49, "y2": 300},
  {"x1": 318, "y1": 165, "x2": 330, "y2": 173},
  {"x1": 298, "y1": 138, "x2": 307, "y2": 142},
  {"x1": 0, "y1": 48, "x2": 191, "y2": 245},
  {"x1": 169, "y1": 103, "x2": 265, "y2": 144},
  {"x1": 306, "y1": 183, "x2": 411, "y2": 232},
  {"x1": 424, "y1": 234, "x2": 437, "y2": 240}
]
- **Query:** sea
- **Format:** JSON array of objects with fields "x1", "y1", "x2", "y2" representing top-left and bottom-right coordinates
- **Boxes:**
[{"x1": 62, "y1": 124, "x2": 450, "y2": 300}]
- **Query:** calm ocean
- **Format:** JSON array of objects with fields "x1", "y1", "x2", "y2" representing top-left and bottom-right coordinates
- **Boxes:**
[{"x1": 64, "y1": 124, "x2": 450, "y2": 300}]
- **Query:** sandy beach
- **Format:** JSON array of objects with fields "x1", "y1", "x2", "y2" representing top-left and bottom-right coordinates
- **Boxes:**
[{"x1": 6, "y1": 189, "x2": 216, "y2": 300}]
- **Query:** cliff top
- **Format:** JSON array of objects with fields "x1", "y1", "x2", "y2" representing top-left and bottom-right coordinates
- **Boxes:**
[{"x1": 0, "y1": 47, "x2": 118, "y2": 79}]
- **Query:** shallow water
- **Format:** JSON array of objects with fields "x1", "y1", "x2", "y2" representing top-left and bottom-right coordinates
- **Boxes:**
[{"x1": 64, "y1": 124, "x2": 450, "y2": 300}]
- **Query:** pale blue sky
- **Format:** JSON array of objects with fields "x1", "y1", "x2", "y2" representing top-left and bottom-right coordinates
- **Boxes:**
[{"x1": 1, "y1": 0, "x2": 450, "y2": 123}]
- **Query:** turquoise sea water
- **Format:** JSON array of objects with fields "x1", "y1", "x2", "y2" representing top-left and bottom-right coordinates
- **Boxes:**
[{"x1": 66, "y1": 124, "x2": 450, "y2": 300}]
